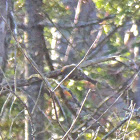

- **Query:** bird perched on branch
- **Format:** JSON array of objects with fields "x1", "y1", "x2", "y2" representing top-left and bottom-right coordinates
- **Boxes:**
[{"x1": 61, "y1": 64, "x2": 97, "y2": 84}]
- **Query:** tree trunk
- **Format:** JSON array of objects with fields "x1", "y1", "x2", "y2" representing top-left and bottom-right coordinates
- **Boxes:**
[
  {"x1": 0, "y1": 0, "x2": 9, "y2": 83},
  {"x1": 134, "y1": 78, "x2": 140, "y2": 108},
  {"x1": 24, "y1": 0, "x2": 45, "y2": 139}
]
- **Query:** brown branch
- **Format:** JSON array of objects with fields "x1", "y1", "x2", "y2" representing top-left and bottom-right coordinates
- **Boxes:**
[
  {"x1": 80, "y1": 55, "x2": 118, "y2": 67},
  {"x1": 43, "y1": 46, "x2": 54, "y2": 71},
  {"x1": 87, "y1": 26, "x2": 121, "y2": 59},
  {"x1": 75, "y1": 70, "x2": 140, "y2": 140},
  {"x1": 17, "y1": 15, "x2": 115, "y2": 30},
  {"x1": 0, "y1": 54, "x2": 119, "y2": 96},
  {"x1": 62, "y1": 89, "x2": 91, "y2": 140},
  {"x1": 53, "y1": 29, "x2": 103, "y2": 92},
  {"x1": 38, "y1": 15, "x2": 115, "y2": 28},
  {"x1": 102, "y1": 117, "x2": 129, "y2": 140}
]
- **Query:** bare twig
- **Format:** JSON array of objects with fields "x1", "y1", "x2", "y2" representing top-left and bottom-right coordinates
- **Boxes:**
[
  {"x1": 102, "y1": 102, "x2": 136, "y2": 140},
  {"x1": 1, "y1": 15, "x2": 66, "y2": 134},
  {"x1": 9, "y1": 96, "x2": 17, "y2": 118},
  {"x1": 87, "y1": 26, "x2": 121, "y2": 59},
  {"x1": 21, "y1": 88, "x2": 52, "y2": 126},
  {"x1": 62, "y1": 89, "x2": 91, "y2": 140},
  {"x1": 80, "y1": 55, "x2": 119, "y2": 67},
  {"x1": 75, "y1": 70, "x2": 140, "y2": 140},
  {"x1": 53, "y1": 29, "x2": 102, "y2": 92},
  {"x1": 93, "y1": 126, "x2": 101, "y2": 140},
  {"x1": 122, "y1": 102, "x2": 135, "y2": 140},
  {"x1": 64, "y1": 0, "x2": 83, "y2": 62},
  {"x1": 31, "y1": 82, "x2": 44, "y2": 114},
  {"x1": 9, "y1": 109, "x2": 24, "y2": 139},
  {"x1": 102, "y1": 117, "x2": 129, "y2": 140},
  {"x1": 0, "y1": 67, "x2": 13, "y2": 117},
  {"x1": 5, "y1": 88, "x2": 35, "y2": 137},
  {"x1": 37, "y1": 15, "x2": 115, "y2": 28}
]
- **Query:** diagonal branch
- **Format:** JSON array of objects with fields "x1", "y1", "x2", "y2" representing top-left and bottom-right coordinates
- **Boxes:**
[{"x1": 62, "y1": 89, "x2": 91, "y2": 140}]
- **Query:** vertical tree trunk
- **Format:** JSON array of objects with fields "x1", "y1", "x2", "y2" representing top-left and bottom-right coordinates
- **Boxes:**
[
  {"x1": 24, "y1": 0, "x2": 45, "y2": 139},
  {"x1": 0, "y1": 0, "x2": 9, "y2": 83},
  {"x1": 134, "y1": 78, "x2": 140, "y2": 108}
]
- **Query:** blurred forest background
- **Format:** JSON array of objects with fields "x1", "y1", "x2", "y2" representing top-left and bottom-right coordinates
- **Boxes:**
[{"x1": 0, "y1": 0, "x2": 140, "y2": 139}]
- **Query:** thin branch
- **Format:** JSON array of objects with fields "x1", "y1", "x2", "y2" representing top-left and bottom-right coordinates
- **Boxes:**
[
  {"x1": 9, "y1": 96, "x2": 17, "y2": 118},
  {"x1": 53, "y1": 29, "x2": 102, "y2": 92},
  {"x1": 62, "y1": 89, "x2": 91, "y2": 140},
  {"x1": 93, "y1": 126, "x2": 101, "y2": 140},
  {"x1": 31, "y1": 82, "x2": 44, "y2": 114},
  {"x1": 43, "y1": 46, "x2": 54, "y2": 71},
  {"x1": 21, "y1": 88, "x2": 52, "y2": 126},
  {"x1": 102, "y1": 116, "x2": 129, "y2": 140},
  {"x1": 75, "y1": 70, "x2": 140, "y2": 140},
  {"x1": 102, "y1": 103, "x2": 136, "y2": 140},
  {"x1": 0, "y1": 67, "x2": 14, "y2": 117},
  {"x1": 37, "y1": 15, "x2": 115, "y2": 28},
  {"x1": 9, "y1": 109, "x2": 24, "y2": 139},
  {"x1": 17, "y1": 15, "x2": 115, "y2": 29},
  {"x1": 4, "y1": 88, "x2": 35, "y2": 137},
  {"x1": 51, "y1": 92, "x2": 73, "y2": 140},
  {"x1": 122, "y1": 102, "x2": 135, "y2": 140},
  {"x1": 87, "y1": 26, "x2": 121, "y2": 59},
  {"x1": 64, "y1": 0, "x2": 83, "y2": 62},
  {"x1": 80, "y1": 55, "x2": 119, "y2": 67}
]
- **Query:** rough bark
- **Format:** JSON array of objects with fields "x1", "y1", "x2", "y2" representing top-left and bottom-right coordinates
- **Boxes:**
[
  {"x1": 0, "y1": 0, "x2": 9, "y2": 83},
  {"x1": 24, "y1": 0, "x2": 45, "y2": 139},
  {"x1": 134, "y1": 34, "x2": 140, "y2": 109},
  {"x1": 134, "y1": 77, "x2": 140, "y2": 108}
]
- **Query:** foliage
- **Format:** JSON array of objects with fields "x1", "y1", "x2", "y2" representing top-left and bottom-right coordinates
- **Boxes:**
[
  {"x1": 93, "y1": 0, "x2": 140, "y2": 24},
  {"x1": 0, "y1": 0, "x2": 140, "y2": 139}
]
